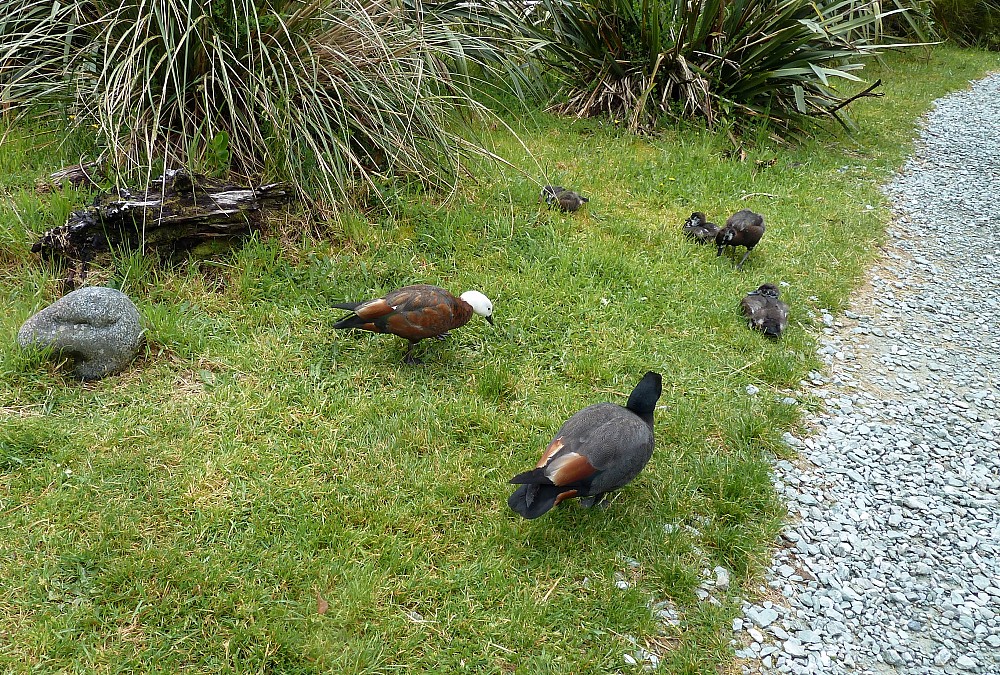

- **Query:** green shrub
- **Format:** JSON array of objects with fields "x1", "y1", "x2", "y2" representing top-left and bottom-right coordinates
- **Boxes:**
[
  {"x1": 0, "y1": 0, "x2": 535, "y2": 208},
  {"x1": 524, "y1": 0, "x2": 921, "y2": 132}
]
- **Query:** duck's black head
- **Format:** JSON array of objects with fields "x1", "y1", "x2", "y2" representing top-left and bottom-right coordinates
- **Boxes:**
[{"x1": 626, "y1": 371, "x2": 663, "y2": 418}]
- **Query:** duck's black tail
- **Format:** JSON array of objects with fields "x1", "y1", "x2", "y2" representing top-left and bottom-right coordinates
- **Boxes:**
[{"x1": 332, "y1": 302, "x2": 363, "y2": 330}]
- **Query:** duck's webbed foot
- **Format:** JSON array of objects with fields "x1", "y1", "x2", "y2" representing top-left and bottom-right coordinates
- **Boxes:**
[
  {"x1": 402, "y1": 341, "x2": 424, "y2": 365},
  {"x1": 580, "y1": 493, "x2": 610, "y2": 509}
]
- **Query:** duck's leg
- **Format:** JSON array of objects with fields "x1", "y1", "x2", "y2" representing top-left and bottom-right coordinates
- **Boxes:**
[
  {"x1": 402, "y1": 340, "x2": 423, "y2": 365},
  {"x1": 735, "y1": 248, "x2": 753, "y2": 270}
]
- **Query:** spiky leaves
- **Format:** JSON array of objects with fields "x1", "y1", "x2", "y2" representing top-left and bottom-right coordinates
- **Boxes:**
[
  {"x1": 0, "y1": 0, "x2": 536, "y2": 208},
  {"x1": 526, "y1": 0, "x2": 917, "y2": 132}
]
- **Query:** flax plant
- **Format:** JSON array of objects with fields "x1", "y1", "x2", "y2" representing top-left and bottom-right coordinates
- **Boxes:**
[{"x1": 525, "y1": 0, "x2": 923, "y2": 132}]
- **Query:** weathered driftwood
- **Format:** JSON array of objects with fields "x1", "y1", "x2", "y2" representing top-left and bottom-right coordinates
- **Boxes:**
[
  {"x1": 36, "y1": 161, "x2": 106, "y2": 193},
  {"x1": 31, "y1": 169, "x2": 293, "y2": 288}
]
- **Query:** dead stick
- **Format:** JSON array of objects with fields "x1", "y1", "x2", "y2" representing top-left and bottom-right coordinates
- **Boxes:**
[{"x1": 826, "y1": 79, "x2": 883, "y2": 116}]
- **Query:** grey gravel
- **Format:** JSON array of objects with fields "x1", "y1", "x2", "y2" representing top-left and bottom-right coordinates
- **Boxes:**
[
  {"x1": 750, "y1": 607, "x2": 780, "y2": 629},
  {"x1": 17, "y1": 286, "x2": 144, "y2": 380},
  {"x1": 732, "y1": 74, "x2": 1000, "y2": 673}
]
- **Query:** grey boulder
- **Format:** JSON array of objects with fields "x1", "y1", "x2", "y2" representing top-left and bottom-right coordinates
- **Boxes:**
[{"x1": 17, "y1": 286, "x2": 144, "y2": 380}]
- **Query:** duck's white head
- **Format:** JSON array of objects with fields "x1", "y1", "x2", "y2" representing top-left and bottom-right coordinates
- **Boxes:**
[{"x1": 461, "y1": 291, "x2": 494, "y2": 325}]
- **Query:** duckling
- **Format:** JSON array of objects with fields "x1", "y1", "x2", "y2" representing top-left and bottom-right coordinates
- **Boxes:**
[
  {"x1": 507, "y1": 372, "x2": 662, "y2": 519},
  {"x1": 539, "y1": 185, "x2": 589, "y2": 213},
  {"x1": 333, "y1": 284, "x2": 493, "y2": 364},
  {"x1": 682, "y1": 212, "x2": 720, "y2": 244},
  {"x1": 716, "y1": 209, "x2": 765, "y2": 269},
  {"x1": 741, "y1": 283, "x2": 789, "y2": 339}
]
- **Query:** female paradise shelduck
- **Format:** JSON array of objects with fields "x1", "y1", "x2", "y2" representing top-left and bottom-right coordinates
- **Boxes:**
[
  {"x1": 333, "y1": 284, "x2": 493, "y2": 364},
  {"x1": 539, "y1": 185, "x2": 589, "y2": 213},
  {"x1": 741, "y1": 283, "x2": 789, "y2": 339},
  {"x1": 507, "y1": 371, "x2": 662, "y2": 519},
  {"x1": 716, "y1": 209, "x2": 765, "y2": 269},
  {"x1": 682, "y1": 212, "x2": 720, "y2": 244}
]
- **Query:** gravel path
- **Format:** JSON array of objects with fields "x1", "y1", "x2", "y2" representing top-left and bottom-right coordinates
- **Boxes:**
[{"x1": 731, "y1": 74, "x2": 1000, "y2": 673}]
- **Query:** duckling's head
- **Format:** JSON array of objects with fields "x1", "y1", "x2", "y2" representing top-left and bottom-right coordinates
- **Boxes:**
[
  {"x1": 539, "y1": 185, "x2": 563, "y2": 205},
  {"x1": 756, "y1": 283, "x2": 780, "y2": 298},
  {"x1": 686, "y1": 212, "x2": 706, "y2": 227}
]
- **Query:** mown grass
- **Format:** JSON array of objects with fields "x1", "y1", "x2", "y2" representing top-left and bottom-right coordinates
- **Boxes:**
[{"x1": 1, "y1": 47, "x2": 997, "y2": 674}]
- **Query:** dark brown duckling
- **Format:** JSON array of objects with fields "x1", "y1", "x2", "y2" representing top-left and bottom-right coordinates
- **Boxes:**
[
  {"x1": 507, "y1": 372, "x2": 662, "y2": 518},
  {"x1": 741, "y1": 283, "x2": 789, "y2": 339},
  {"x1": 539, "y1": 185, "x2": 589, "y2": 213},
  {"x1": 333, "y1": 284, "x2": 493, "y2": 364},
  {"x1": 682, "y1": 212, "x2": 720, "y2": 244},
  {"x1": 716, "y1": 209, "x2": 765, "y2": 269}
]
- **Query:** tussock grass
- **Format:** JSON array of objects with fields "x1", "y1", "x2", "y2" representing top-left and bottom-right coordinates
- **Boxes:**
[
  {"x1": 0, "y1": 0, "x2": 537, "y2": 208},
  {"x1": 1, "y1": 47, "x2": 998, "y2": 673}
]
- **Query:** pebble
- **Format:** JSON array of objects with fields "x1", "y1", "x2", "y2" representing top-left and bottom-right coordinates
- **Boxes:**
[
  {"x1": 729, "y1": 74, "x2": 1000, "y2": 675},
  {"x1": 714, "y1": 566, "x2": 731, "y2": 591},
  {"x1": 956, "y1": 655, "x2": 977, "y2": 670},
  {"x1": 749, "y1": 607, "x2": 780, "y2": 628},
  {"x1": 783, "y1": 638, "x2": 807, "y2": 657}
]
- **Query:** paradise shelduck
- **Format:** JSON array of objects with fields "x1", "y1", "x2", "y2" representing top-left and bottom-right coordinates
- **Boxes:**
[
  {"x1": 539, "y1": 185, "x2": 589, "y2": 213},
  {"x1": 333, "y1": 284, "x2": 494, "y2": 364},
  {"x1": 716, "y1": 209, "x2": 765, "y2": 269},
  {"x1": 682, "y1": 212, "x2": 720, "y2": 244},
  {"x1": 741, "y1": 283, "x2": 789, "y2": 339},
  {"x1": 507, "y1": 371, "x2": 663, "y2": 519}
]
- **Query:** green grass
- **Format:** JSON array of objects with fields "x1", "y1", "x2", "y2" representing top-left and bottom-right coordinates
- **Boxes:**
[{"x1": 2, "y1": 46, "x2": 998, "y2": 673}]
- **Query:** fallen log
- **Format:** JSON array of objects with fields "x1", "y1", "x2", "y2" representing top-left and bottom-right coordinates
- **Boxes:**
[{"x1": 31, "y1": 169, "x2": 294, "y2": 289}]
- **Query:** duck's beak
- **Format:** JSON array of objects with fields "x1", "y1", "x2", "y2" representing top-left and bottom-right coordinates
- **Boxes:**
[{"x1": 486, "y1": 316, "x2": 495, "y2": 326}]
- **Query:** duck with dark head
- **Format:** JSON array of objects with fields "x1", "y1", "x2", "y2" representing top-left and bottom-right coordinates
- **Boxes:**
[{"x1": 507, "y1": 372, "x2": 663, "y2": 519}]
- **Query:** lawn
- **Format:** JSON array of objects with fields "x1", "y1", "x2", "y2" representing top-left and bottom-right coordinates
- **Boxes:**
[{"x1": 1, "y1": 46, "x2": 998, "y2": 674}]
